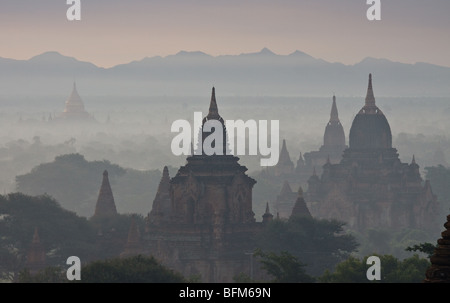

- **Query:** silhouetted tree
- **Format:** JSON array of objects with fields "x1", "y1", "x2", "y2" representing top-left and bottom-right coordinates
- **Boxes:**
[
  {"x1": 76, "y1": 255, "x2": 185, "y2": 283},
  {"x1": 256, "y1": 216, "x2": 358, "y2": 276},
  {"x1": 319, "y1": 254, "x2": 429, "y2": 283},
  {"x1": 254, "y1": 249, "x2": 315, "y2": 283}
]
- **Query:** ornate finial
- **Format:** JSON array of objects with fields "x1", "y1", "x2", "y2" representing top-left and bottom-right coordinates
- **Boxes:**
[
  {"x1": 330, "y1": 95, "x2": 339, "y2": 122},
  {"x1": 365, "y1": 73, "x2": 376, "y2": 108},
  {"x1": 207, "y1": 87, "x2": 219, "y2": 119}
]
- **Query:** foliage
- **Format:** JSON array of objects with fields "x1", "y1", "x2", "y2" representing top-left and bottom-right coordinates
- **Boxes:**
[
  {"x1": 351, "y1": 228, "x2": 436, "y2": 259},
  {"x1": 0, "y1": 193, "x2": 98, "y2": 281},
  {"x1": 405, "y1": 242, "x2": 437, "y2": 258},
  {"x1": 254, "y1": 249, "x2": 315, "y2": 283},
  {"x1": 17, "y1": 267, "x2": 67, "y2": 283},
  {"x1": 76, "y1": 255, "x2": 185, "y2": 283},
  {"x1": 15, "y1": 153, "x2": 165, "y2": 217},
  {"x1": 89, "y1": 213, "x2": 146, "y2": 260},
  {"x1": 256, "y1": 216, "x2": 359, "y2": 277},
  {"x1": 319, "y1": 254, "x2": 430, "y2": 283}
]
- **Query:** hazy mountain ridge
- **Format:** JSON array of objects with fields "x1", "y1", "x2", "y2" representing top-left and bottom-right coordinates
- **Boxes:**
[{"x1": 1, "y1": 49, "x2": 450, "y2": 97}]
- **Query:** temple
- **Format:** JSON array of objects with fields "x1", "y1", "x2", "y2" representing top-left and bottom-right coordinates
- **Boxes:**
[
  {"x1": 57, "y1": 82, "x2": 94, "y2": 121},
  {"x1": 424, "y1": 214, "x2": 450, "y2": 282},
  {"x1": 93, "y1": 170, "x2": 118, "y2": 218},
  {"x1": 144, "y1": 88, "x2": 264, "y2": 282},
  {"x1": 25, "y1": 227, "x2": 46, "y2": 274},
  {"x1": 305, "y1": 74, "x2": 439, "y2": 232}
]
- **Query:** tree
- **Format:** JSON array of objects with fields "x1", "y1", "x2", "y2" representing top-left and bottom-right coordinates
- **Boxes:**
[
  {"x1": 76, "y1": 255, "x2": 185, "y2": 283},
  {"x1": 256, "y1": 216, "x2": 359, "y2": 277},
  {"x1": 405, "y1": 242, "x2": 437, "y2": 258},
  {"x1": 319, "y1": 254, "x2": 430, "y2": 283},
  {"x1": 15, "y1": 153, "x2": 168, "y2": 217},
  {"x1": 17, "y1": 267, "x2": 67, "y2": 283},
  {"x1": 254, "y1": 249, "x2": 315, "y2": 283},
  {"x1": 0, "y1": 193, "x2": 98, "y2": 281}
]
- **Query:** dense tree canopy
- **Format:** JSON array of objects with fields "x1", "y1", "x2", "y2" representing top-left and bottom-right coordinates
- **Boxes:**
[
  {"x1": 0, "y1": 193, "x2": 146, "y2": 281},
  {"x1": 15, "y1": 153, "x2": 171, "y2": 217},
  {"x1": 319, "y1": 254, "x2": 430, "y2": 283},
  {"x1": 254, "y1": 249, "x2": 315, "y2": 283},
  {"x1": 0, "y1": 193, "x2": 98, "y2": 281},
  {"x1": 77, "y1": 255, "x2": 185, "y2": 283},
  {"x1": 17, "y1": 255, "x2": 185, "y2": 283},
  {"x1": 256, "y1": 216, "x2": 359, "y2": 277}
]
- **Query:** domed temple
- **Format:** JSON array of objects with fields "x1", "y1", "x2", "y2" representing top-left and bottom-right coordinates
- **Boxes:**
[{"x1": 306, "y1": 74, "x2": 440, "y2": 232}]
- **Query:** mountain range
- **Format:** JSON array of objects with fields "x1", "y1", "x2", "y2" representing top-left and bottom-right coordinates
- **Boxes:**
[{"x1": 1, "y1": 48, "x2": 450, "y2": 98}]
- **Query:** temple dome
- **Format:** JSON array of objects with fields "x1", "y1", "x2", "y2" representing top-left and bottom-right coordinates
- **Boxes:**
[{"x1": 349, "y1": 74, "x2": 392, "y2": 149}]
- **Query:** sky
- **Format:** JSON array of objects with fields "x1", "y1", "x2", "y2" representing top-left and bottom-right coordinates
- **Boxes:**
[{"x1": 1, "y1": 0, "x2": 450, "y2": 68}]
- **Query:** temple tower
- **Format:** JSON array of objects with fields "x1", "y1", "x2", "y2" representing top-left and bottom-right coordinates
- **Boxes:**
[
  {"x1": 274, "y1": 139, "x2": 294, "y2": 176},
  {"x1": 59, "y1": 82, "x2": 92, "y2": 121},
  {"x1": 306, "y1": 74, "x2": 439, "y2": 232},
  {"x1": 121, "y1": 216, "x2": 144, "y2": 257},
  {"x1": 26, "y1": 227, "x2": 46, "y2": 274},
  {"x1": 93, "y1": 170, "x2": 118, "y2": 218}
]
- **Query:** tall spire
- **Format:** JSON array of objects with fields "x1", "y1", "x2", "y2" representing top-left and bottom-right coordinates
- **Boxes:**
[
  {"x1": 280, "y1": 180, "x2": 293, "y2": 196},
  {"x1": 290, "y1": 187, "x2": 312, "y2": 220},
  {"x1": 330, "y1": 95, "x2": 339, "y2": 123},
  {"x1": 149, "y1": 166, "x2": 172, "y2": 224},
  {"x1": 279, "y1": 139, "x2": 292, "y2": 164},
  {"x1": 26, "y1": 227, "x2": 46, "y2": 274},
  {"x1": 262, "y1": 202, "x2": 273, "y2": 223},
  {"x1": 365, "y1": 73, "x2": 376, "y2": 108},
  {"x1": 121, "y1": 216, "x2": 144, "y2": 257},
  {"x1": 32, "y1": 227, "x2": 41, "y2": 243},
  {"x1": 93, "y1": 170, "x2": 118, "y2": 218},
  {"x1": 207, "y1": 87, "x2": 219, "y2": 119}
]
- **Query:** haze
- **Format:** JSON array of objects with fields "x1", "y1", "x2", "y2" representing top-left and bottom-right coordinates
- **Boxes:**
[{"x1": 0, "y1": 0, "x2": 450, "y2": 68}]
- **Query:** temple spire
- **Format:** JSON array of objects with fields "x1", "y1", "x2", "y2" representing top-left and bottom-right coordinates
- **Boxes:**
[
  {"x1": 121, "y1": 215, "x2": 143, "y2": 257},
  {"x1": 262, "y1": 202, "x2": 273, "y2": 223},
  {"x1": 330, "y1": 95, "x2": 339, "y2": 123},
  {"x1": 207, "y1": 87, "x2": 219, "y2": 119},
  {"x1": 93, "y1": 170, "x2": 118, "y2": 218},
  {"x1": 26, "y1": 227, "x2": 46, "y2": 274},
  {"x1": 365, "y1": 73, "x2": 376, "y2": 108},
  {"x1": 279, "y1": 139, "x2": 292, "y2": 163},
  {"x1": 290, "y1": 187, "x2": 312, "y2": 220}
]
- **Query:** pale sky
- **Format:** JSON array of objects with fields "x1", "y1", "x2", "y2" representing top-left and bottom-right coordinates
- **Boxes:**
[{"x1": 1, "y1": 0, "x2": 449, "y2": 68}]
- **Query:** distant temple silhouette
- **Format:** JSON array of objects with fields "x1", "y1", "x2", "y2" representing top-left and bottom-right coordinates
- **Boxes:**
[
  {"x1": 305, "y1": 74, "x2": 439, "y2": 232},
  {"x1": 55, "y1": 82, "x2": 94, "y2": 121},
  {"x1": 86, "y1": 76, "x2": 440, "y2": 282}
]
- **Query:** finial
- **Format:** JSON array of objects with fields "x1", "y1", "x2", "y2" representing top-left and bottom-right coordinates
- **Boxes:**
[
  {"x1": 207, "y1": 87, "x2": 219, "y2": 119},
  {"x1": 412, "y1": 155, "x2": 416, "y2": 165},
  {"x1": 103, "y1": 170, "x2": 108, "y2": 177},
  {"x1": 330, "y1": 95, "x2": 339, "y2": 122},
  {"x1": 265, "y1": 202, "x2": 270, "y2": 214},
  {"x1": 365, "y1": 73, "x2": 376, "y2": 108}
]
